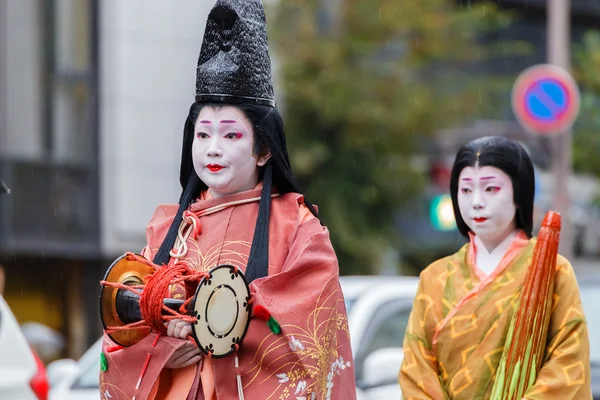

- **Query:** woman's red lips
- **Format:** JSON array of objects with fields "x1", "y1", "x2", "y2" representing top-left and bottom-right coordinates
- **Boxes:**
[
  {"x1": 207, "y1": 164, "x2": 223, "y2": 172},
  {"x1": 474, "y1": 217, "x2": 488, "y2": 223}
]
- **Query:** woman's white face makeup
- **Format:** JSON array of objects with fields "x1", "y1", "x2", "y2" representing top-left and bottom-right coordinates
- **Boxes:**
[
  {"x1": 457, "y1": 165, "x2": 517, "y2": 251},
  {"x1": 192, "y1": 106, "x2": 270, "y2": 198}
]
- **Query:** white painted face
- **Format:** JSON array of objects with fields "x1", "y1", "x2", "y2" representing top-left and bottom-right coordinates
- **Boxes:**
[
  {"x1": 457, "y1": 165, "x2": 517, "y2": 244},
  {"x1": 192, "y1": 106, "x2": 271, "y2": 198}
]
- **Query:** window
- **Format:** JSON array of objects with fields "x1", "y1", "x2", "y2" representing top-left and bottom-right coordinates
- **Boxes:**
[
  {"x1": 0, "y1": 0, "x2": 95, "y2": 164},
  {"x1": 0, "y1": 1, "x2": 45, "y2": 159},
  {"x1": 50, "y1": 0, "x2": 95, "y2": 164},
  {"x1": 0, "y1": 0, "x2": 99, "y2": 252},
  {"x1": 71, "y1": 358, "x2": 100, "y2": 390},
  {"x1": 344, "y1": 298, "x2": 356, "y2": 313}
]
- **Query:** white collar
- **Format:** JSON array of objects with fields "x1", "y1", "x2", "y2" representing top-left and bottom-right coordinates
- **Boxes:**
[
  {"x1": 474, "y1": 230, "x2": 519, "y2": 257},
  {"x1": 473, "y1": 230, "x2": 519, "y2": 276}
]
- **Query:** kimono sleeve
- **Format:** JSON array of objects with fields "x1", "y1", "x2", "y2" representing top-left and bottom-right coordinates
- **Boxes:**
[
  {"x1": 399, "y1": 271, "x2": 449, "y2": 400},
  {"x1": 523, "y1": 258, "x2": 592, "y2": 400},
  {"x1": 99, "y1": 333, "x2": 195, "y2": 400},
  {"x1": 246, "y1": 216, "x2": 357, "y2": 400},
  {"x1": 99, "y1": 210, "x2": 196, "y2": 400}
]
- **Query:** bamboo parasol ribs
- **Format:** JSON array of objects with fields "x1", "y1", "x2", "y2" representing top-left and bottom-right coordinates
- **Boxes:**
[{"x1": 490, "y1": 211, "x2": 561, "y2": 399}]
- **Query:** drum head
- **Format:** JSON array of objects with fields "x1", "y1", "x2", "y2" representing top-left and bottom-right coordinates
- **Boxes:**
[
  {"x1": 99, "y1": 254, "x2": 154, "y2": 347},
  {"x1": 191, "y1": 265, "x2": 251, "y2": 358}
]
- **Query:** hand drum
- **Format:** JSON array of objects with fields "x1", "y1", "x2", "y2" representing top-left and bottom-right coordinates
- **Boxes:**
[{"x1": 99, "y1": 254, "x2": 252, "y2": 358}]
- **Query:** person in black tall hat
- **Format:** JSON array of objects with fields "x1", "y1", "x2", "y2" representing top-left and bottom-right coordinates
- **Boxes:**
[{"x1": 99, "y1": 1, "x2": 356, "y2": 399}]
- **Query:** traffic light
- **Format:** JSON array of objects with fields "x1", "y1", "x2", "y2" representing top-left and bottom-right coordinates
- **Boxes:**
[
  {"x1": 430, "y1": 194, "x2": 456, "y2": 231},
  {"x1": 429, "y1": 161, "x2": 451, "y2": 189}
]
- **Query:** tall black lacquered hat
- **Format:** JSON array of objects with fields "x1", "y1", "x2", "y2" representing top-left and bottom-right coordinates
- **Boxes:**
[{"x1": 195, "y1": 0, "x2": 276, "y2": 108}]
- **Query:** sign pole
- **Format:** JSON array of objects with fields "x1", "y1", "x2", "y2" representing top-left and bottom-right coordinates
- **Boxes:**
[{"x1": 548, "y1": 0, "x2": 573, "y2": 260}]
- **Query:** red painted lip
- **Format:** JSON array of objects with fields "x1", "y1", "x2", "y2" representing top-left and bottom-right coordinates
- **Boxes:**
[
  {"x1": 474, "y1": 217, "x2": 488, "y2": 223},
  {"x1": 207, "y1": 164, "x2": 224, "y2": 172}
]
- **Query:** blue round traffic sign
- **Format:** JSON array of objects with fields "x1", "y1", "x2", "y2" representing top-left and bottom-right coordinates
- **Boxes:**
[{"x1": 512, "y1": 64, "x2": 580, "y2": 135}]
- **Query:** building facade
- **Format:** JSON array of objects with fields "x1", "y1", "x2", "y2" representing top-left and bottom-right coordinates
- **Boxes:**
[{"x1": 0, "y1": 0, "x2": 213, "y2": 358}]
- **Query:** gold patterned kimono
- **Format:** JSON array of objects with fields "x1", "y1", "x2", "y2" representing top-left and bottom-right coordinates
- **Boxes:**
[{"x1": 399, "y1": 232, "x2": 591, "y2": 399}]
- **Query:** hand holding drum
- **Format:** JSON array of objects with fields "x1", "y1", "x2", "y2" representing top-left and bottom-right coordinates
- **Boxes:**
[{"x1": 99, "y1": 253, "x2": 252, "y2": 358}]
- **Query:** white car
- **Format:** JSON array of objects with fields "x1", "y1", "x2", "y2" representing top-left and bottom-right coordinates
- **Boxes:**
[
  {"x1": 48, "y1": 338, "x2": 101, "y2": 400},
  {"x1": 48, "y1": 275, "x2": 420, "y2": 400},
  {"x1": 0, "y1": 295, "x2": 50, "y2": 400},
  {"x1": 342, "y1": 275, "x2": 418, "y2": 400}
]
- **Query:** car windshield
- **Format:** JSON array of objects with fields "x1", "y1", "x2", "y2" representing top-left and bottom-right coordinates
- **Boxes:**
[
  {"x1": 344, "y1": 298, "x2": 355, "y2": 314},
  {"x1": 579, "y1": 284, "x2": 600, "y2": 364},
  {"x1": 72, "y1": 358, "x2": 100, "y2": 389}
]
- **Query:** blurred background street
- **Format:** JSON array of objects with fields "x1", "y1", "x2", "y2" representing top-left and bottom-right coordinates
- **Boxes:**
[{"x1": 0, "y1": 0, "x2": 598, "y2": 399}]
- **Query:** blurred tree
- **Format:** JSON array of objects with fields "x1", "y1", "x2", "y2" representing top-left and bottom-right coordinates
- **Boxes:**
[
  {"x1": 572, "y1": 31, "x2": 600, "y2": 183},
  {"x1": 267, "y1": 0, "x2": 516, "y2": 274}
]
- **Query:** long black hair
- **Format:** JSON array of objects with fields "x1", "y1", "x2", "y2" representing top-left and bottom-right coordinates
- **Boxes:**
[
  {"x1": 152, "y1": 102, "x2": 319, "y2": 283},
  {"x1": 449, "y1": 136, "x2": 535, "y2": 239}
]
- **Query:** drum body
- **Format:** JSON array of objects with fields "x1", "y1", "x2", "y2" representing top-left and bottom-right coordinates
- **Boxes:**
[
  {"x1": 191, "y1": 265, "x2": 251, "y2": 358},
  {"x1": 100, "y1": 255, "x2": 251, "y2": 358}
]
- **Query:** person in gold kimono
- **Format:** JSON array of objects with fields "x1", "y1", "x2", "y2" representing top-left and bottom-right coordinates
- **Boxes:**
[{"x1": 399, "y1": 136, "x2": 591, "y2": 399}]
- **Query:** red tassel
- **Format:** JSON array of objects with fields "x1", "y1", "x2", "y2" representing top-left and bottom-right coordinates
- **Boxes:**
[
  {"x1": 105, "y1": 345, "x2": 124, "y2": 353},
  {"x1": 254, "y1": 305, "x2": 271, "y2": 321}
]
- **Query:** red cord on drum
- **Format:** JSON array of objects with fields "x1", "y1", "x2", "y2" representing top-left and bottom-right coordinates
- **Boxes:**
[
  {"x1": 140, "y1": 263, "x2": 209, "y2": 334},
  {"x1": 102, "y1": 253, "x2": 210, "y2": 337}
]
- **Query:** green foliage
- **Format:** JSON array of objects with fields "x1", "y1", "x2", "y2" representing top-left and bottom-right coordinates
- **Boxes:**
[
  {"x1": 572, "y1": 31, "x2": 600, "y2": 179},
  {"x1": 267, "y1": 0, "x2": 513, "y2": 274}
]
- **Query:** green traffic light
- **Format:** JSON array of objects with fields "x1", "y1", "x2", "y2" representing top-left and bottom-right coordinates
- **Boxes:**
[{"x1": 430, "y1": 195, "x2": 457, "y2": 231}]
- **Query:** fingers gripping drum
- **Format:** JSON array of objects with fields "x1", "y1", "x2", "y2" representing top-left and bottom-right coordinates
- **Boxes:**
[{"x1": 99, "y1": 253, "x2": 252, "y2": 358}]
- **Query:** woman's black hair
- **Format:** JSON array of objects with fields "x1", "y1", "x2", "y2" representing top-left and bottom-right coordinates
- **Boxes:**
[
  {"x1": 449, "y1": 136, "x2": 535, "y2": 238},
  {"x1": 152, "y1": 102, "x2": 319, "y2": 283}
]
